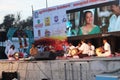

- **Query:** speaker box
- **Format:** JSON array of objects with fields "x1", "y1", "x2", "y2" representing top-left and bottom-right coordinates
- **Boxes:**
[
  {"x1": 0, "y1": 46, "x2": 8, "y2": 59},
  {"x1": 2, "y1": 71, "x2": 18, "y2": 80},
  {"x1": 34, "y1": 51, "x2": 56, "y2": 60}
]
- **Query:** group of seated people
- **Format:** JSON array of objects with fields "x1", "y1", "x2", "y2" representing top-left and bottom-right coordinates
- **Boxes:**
[
  {"x1": 6, "y1": 38, "x2": 112, "y2": 60},
  {"x1": 7, "y1": 43, "x2": 39, "y2": 60},
  {"x1": 7, "y1": 45, "x2": 24, "y2": 60},
  {"x1": 66, "y1": 39, "x2": 111, "y2": 58},
  {"x1": 29, "y1": 38, "x2": 112, "y2": 59}
]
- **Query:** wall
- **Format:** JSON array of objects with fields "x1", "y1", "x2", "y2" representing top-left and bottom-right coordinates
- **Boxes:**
[{"x1": 0, "y1": 57, "x2": 120, "y2": 80}]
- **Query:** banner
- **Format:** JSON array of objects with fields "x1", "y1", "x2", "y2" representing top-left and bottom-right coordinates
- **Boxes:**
[{"x1": 33, "y1": 0, "x2": 115, "y2": 51}]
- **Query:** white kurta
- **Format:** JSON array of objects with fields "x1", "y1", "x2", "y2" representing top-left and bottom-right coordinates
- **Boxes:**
[
  {"x1": 97, "y1": 42, "x2": 111, "y2": 57},
  {"x1": 79, "y1": 43, "x2": 89, "y2": 54},
  {"x1": 108, "y1": 14, "x2": 120, "y2": 32},
  {"x1": 104, "y1": 42, "x2": 111, "y2": 55},
  {"x1": 88, "y1": 45, "x2": 95, "y2": 56}
]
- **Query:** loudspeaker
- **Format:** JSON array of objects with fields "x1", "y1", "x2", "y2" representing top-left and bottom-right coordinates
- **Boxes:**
[
  {"x1": 2, "y1": 71, "x2": 18, "y2": 80},
  {"x1": 34, "y1": 51, "x2": 56, "y2": 60},
  {"x1": 0, "y1": 46, "x2": 8, "y2": 59}
]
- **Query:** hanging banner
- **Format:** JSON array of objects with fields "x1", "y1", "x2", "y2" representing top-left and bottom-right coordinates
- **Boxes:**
[{"x1": 33, "y1": 0, "x2": 114, "y2": 40}]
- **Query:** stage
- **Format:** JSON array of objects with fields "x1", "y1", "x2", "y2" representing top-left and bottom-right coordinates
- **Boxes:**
[{"x1": 0, "y1": 57, "x2": 120, "y2": 80}]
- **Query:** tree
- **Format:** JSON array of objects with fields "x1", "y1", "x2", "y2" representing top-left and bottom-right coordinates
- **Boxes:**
[
  {"x1": 19, "y1": 16, "x2": 33, "y2": 30},
  {"x1": 25, "y1": 16, "x2": 33, "y2": 30},
  {"x1": 13, "y1": 16, "x2": 33, "y2": 37},
  {"x1": 2, "y1": 14, "x2": 15, "y2": 31},
  {"x1": 0, "y1": 13, "x2": 33, "y2": 32}
]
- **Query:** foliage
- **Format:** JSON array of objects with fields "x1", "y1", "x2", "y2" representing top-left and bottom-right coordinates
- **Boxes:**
[
  {"x1": 1, "y1": 14, "x2": 15, "y2": 31},
  {"x1": 0, "y1": 14, "x2": 33, "y2": 32}
]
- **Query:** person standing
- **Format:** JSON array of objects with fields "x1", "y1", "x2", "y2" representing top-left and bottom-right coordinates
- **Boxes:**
[
  {"x1": 5, "y1": 38, "x2": 13, "y2": 56},
  {"x1": 108, "y1": 3, "x2": 120, "y2": 32}
]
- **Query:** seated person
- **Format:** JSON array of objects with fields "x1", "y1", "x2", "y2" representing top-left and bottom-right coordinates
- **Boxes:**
[
  {"x1": 76, "y1": 42, "x2": 81, "y2": 49},
  {"x1": 96, "y1": 39, "x2": 111, "y2": 57},
  {"x1": 30, "y1": 43, "x2": 38, "y2": 57},
  {"x1": 78, "y1": 40, "x2": 90, "y2": 58},
  {"x1": 68, "y1": 42, "x2": 82, "y2": 57},
  {"x1": 7, "y1": 45, "x2": 16, "y2": 60},
  {"x1": 87, "y1": 41, "x2": 95, "y2": 56},
  {"x1": 66, "y1": 43, "x2": 76, "y2": 56}
]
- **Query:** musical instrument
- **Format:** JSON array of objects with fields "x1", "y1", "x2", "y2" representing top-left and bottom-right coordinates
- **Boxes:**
[
  {"x1": 68, "y1": 48, "x2": 79, "y2": 56},
  {"x1": 13, "y1": 52, "x2": 24, "y2": 60},
  {"x1": 95, "y1": 47, "x2": 104, "y2": 56}
]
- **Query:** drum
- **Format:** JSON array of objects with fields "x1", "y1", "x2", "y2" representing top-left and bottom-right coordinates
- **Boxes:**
[
  {"x1": 95, "y1": 47, "x2": 104, "y2": 56},
  {"x1": 70, "y1": 48, "x2": 79, "y2": 56}
]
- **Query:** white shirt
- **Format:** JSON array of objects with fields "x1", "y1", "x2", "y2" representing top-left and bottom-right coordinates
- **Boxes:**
[
  {"x1": 7, "y1": 48, "x2": 16, "y2": 57},
  {"x1": 78, "y1": 43, "x2": 89, "y2": 54},
  {"x1": 96, "y1": 42, "x2": 111, "y2": 57},
  {"x1": 104, "y1": 42, "x2": 111, "y2": 56},
  {"x1": 108, "y1": 14, "x2": 120, "y2": 32},
  {"x1": 69, "y1": 45, "x2": 75, "y2": 50},
  {"x1": 76, "y1": 46, "x2": 80, "y2": 49},
  {"x1": 5, "y1": 40, "x2": 13, "y2": 55},
  {"x1": 88, "y1": 45, "x2": 95, "y2": 56}
]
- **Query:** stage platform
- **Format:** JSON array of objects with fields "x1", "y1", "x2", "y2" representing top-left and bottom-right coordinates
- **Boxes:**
[{"x1": 0, "y1": 57, "x2": 120, "y2": 80}]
